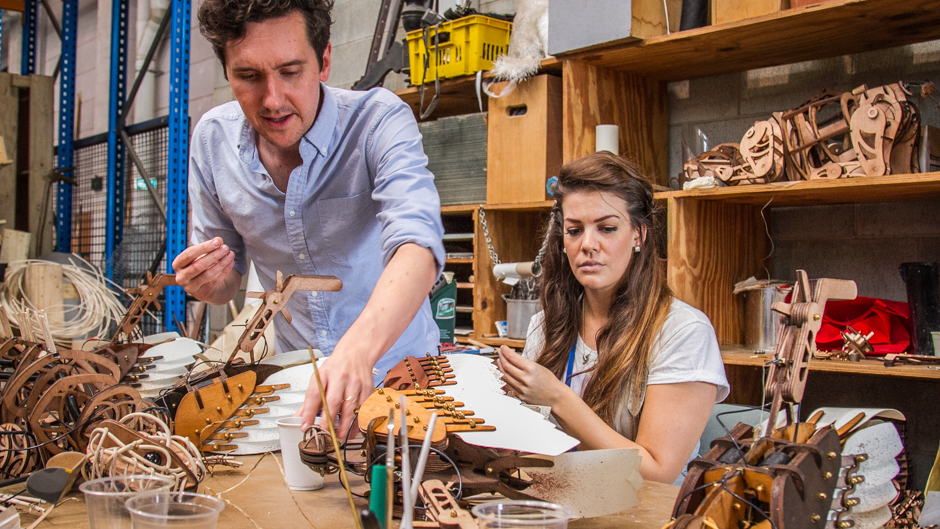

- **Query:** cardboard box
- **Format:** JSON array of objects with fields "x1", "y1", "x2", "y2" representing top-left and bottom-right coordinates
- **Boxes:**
[{"x1": 486, "y1": 75, "x2": 563, "y2": 204}]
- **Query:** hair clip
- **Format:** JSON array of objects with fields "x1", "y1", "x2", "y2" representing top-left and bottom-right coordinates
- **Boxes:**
[{"x1": 545, "y1": 176, "x2": 559, "y2": 196}]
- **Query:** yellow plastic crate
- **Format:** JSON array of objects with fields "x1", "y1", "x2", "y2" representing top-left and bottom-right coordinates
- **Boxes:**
[{"x1": 406, "y1": 15, "x2": 511, "y2": 83}]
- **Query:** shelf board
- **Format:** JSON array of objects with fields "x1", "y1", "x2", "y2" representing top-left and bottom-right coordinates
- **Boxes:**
[
  {"x1": 482, "y1": 200, "x2": 554, "y2": 211},
  {"x1": 394, "y1": 58, "x2": 562, "y2": 119},
  {"x1": 456, "y1": 282, "x2": 474, "y2": 289},
  {"x1": 471, "y1": 336, "x2": 526, "y2": 349},
  {"x1": 445, "y1": 258, "x2": 474, "y2": 264},
  {"x1": 443, "y1": 233, "x2": 474, "y2": 241},
  {"x1": 558, "y1": 0, "x2": 940, "y2": 81},
  {"x1": 441, "y1": 204, "x2": 478, "y2": 214},
  {"x1": 721, "y1": 346, "x2": 940, "y2": 380},
  {"x1": 654, "y1": 172, "x2": 940, "y2": 206}
]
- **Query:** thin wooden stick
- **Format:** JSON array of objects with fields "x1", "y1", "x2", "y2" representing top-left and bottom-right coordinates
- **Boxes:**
[{"x1": 309, "y1": 347, "x2": 362, "y2": 529}]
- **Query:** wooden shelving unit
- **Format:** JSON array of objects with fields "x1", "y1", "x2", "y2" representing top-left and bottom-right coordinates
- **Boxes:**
[
  {"x1": 559, "y1": 0, "x2": 940, "y2": 81},
  {"x1": 721, "y1": 346, "x2": 940, "y2": 381}
]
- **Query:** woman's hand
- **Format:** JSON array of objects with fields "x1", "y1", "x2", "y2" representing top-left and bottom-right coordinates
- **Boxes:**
[{"x1": 497, "y1": 345, "x2": 567, "y2": 406}]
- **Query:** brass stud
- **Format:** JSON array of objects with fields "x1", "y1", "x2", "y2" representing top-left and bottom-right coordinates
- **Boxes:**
[
  {"x1": 238, "y1": 384, "x2": 243, "y2": 390},
  {"x1": 756, "y1": 485, "x2": 764, "y2": 493},
  {"x1": 845, "y1": 499, "x2": 859, "y2": 507},
  {"x1": 360, "y1": 450, "x2": 367, "y2": 457},
  {"x1": 827, "y1": 452, "x2": 837, "y2": 459},
  {"x1": 856, "y1": 454, "x2": 867, "y2": 463},
  {"x1": 838, "y1": 523, "x2": 851, "y2": 529},
  {"x1": 423, "y1": 425, "x2": 428, "y2": 431},
  {"x1": 414, "y1": 416, "x2": 420, "y2": 424},
  {"x1": 216, "y1": 406, "x2": 223, "y2": 413},
  {"x1": 822, "y1": 472, "x2": 832, "y2": 479},
  {"x1": 817, "y1": 493, "x2": 827, "y2": 501},
  {"x1": 205, "y1": 418, "x2": 211, "y2": 425},
  {"x1": 377, "y1": 388, "x2": 384, "y2": 394},
  {"x1": 469, "y1": 419, "x2": 476, "y2": 428},
  {"x1": 814, "y1": 314, "x2": 821, "y2": 321},
  {"x1": 395, "y1": 403, "x2": 400, "y2": 409},
  {"x1": 406, "y1": 410, "x2": 411, "y2": 416},
  {"x1": 226, "y1": 395, "x2": 233, "y2": 402},
  {"x1": 386, "y1": 396, "x2": 393, "y2": 402},
  {"x1": 733, "y1": 503, "x2": 742, "y2": 510},
  {"x1": 450, "y1": 511, "x2": 457, "y2": 518},
  {"x1": 810, "y1": 515, "x2": 820, "y2": 523}
]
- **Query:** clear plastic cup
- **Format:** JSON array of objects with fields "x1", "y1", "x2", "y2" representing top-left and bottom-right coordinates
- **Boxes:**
[
  {"x1": 471, "y1": 501, "x2": 574, "y2": 529},
  {"x1": 125, "y1": 491, "x2": 225, "y2": 529},
  {"x1": 78, "y1": 475, "x2": 174, "y2": 529}
]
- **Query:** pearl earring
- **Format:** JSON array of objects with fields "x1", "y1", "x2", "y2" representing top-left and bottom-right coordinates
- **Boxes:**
[{"x1": 633, "y1": 244, "x2": 641, "y2": 253}]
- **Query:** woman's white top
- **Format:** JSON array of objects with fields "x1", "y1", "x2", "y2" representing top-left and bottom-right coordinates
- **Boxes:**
[{"x1": 522, "y1": 298, "x2": 730, "y2": 441}]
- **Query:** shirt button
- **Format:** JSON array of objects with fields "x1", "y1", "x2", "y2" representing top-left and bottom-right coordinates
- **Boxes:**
[
  {"x1": 311, "y1": 291, "x2": 318, "y2": 298},
  {"x1": 320, "y1": 330, "x2": 327, "y2": 337},
  {"x1": 289, "y1": 210, "x2": 295, "y2": 217},
  {"x1": 298, "y1": 253, "x2": 305, "y2": 260}
]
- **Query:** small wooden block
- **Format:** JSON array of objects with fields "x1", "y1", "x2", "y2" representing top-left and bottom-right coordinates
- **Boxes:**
[{"x1": 0, "y1": 229, "x2": 30, "y2": 263}]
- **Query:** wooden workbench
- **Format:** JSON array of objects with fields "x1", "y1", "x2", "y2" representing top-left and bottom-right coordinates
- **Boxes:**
[{"x1": 27, "y1": 453, "x2": 679, "y2": 528}]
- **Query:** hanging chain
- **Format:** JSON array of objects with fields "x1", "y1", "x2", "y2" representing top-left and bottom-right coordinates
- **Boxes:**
[
  {"x1": 478, "y1": 205, "x2": 554, "y2": 276},
  {"x1": 478, "y1": 205, "x2": 500, "y2": 265}
]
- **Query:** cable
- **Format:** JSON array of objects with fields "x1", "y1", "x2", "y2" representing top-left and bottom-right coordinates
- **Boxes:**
[
  {"x1": 0, "y1": 256, "x2": 127, "y2": 342},
  {"x1": 367, "y1": 446, "x2": 463, "y2": 503}
]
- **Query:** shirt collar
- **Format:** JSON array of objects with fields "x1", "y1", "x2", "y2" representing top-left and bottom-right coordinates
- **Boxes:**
[{"x1": 302, "y1": 82, "x2": 336, "y2": 159}]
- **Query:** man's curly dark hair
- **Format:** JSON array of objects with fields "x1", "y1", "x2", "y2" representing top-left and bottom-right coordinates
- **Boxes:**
[{"x1": 197, "y1": 0, "x2": 334, "y2": 75}]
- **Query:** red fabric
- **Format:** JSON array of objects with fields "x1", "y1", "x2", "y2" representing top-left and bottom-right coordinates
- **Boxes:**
[{"x1": 816, "y1": 296, "x2": 912, "y2": 355}]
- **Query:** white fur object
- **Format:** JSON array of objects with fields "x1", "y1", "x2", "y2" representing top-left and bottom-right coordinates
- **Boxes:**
[{"x1": 487, "y1": 0, "x2": 549, "y2": 86}]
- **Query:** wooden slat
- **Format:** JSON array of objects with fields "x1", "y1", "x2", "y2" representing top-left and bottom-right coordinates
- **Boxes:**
[
  {"x1": 666, "y1": 198, "x2": 766, "y2": 346},
  {"x1": 655, "y1": 172, "x2": 940, "y2": 206},
  {"x1": 562, "y1": 61, "x2": 668, "y2": 186},
  {"x1": 0, "y1": 229, "x2": 30, "y2": 263},
  {"x1": 445, "y1": 258, "x2": 473, "y2": 264},
  {"x1": 722, "y1": 346, "x2": 940, "y2": 380},
  {"x1": 472, "y1": 336, "x2": 526, "y2": 349},
  {"x1": 558, "y1": 0, "x2": 940, "y2": 81},
  {"x1": 28, "y1": 75, "x2": 55, "y2": 257},
  {"x1": 0, "y1": 74, "x2": 18, "y2": 233},
  {"x1": 24, "y1": 262, "x2": 64, "y2": 327}
]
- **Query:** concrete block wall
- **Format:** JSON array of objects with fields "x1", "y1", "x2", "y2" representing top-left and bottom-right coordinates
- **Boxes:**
[{"x1": 667, "y1": 41, "x2": 940, "y2": 302}]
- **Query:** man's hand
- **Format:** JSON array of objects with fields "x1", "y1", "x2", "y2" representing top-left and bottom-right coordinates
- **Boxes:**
[
  {"x1": 294, "y1": 243, "x2": 438, "y2": 435},
  {"x1": 497, "y1": 345, "x2": 567, "y2": 406},
  {"x1": 298, "y1": 349, "x2": 375, "y2": 436},
  {"x1": 171, "y1": 237, "x2": 241, "y2": 304}
]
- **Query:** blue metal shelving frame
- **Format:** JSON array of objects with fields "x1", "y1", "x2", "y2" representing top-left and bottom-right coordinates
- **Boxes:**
[
  {"x1": 105, "y1": 0, "x2": 129, "y2": 281},
  {"x1": 165, "y1": 0, "x2": 190, "y2": 332},
  {"x1": 20, "y1": 0, "x2": 37, "y2": 75},
  {"x1": 55, "y1": 0, "x2": 78, "y2": 253}
]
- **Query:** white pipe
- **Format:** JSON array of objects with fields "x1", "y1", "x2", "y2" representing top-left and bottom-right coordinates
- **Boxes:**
[{"x1": 134, "y1": 0, "x2": 168, "y2": 124}]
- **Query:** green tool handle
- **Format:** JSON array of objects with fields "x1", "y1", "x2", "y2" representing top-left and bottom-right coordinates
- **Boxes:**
[{"x1": 369, "y1": 465, "x2": 388, "y2": 529}]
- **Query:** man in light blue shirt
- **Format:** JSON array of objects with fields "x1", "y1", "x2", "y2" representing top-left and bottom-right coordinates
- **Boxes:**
[{"x1": 172, "y1": 0, "x2": 444, "y2": 435}]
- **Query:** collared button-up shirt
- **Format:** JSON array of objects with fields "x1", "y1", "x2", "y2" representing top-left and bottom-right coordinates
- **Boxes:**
[{"x1": 188, "y1": 84, "x2": 445, "y2": 380}]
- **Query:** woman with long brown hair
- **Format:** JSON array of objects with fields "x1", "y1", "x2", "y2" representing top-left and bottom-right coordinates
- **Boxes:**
[{"x1": 498, "y1": 152, "x2": 728, "y2": 484}]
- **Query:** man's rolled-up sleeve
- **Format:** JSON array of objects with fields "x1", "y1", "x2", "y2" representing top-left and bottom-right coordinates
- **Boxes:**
[{"x1": 367, "y1": 99, "x2": 445, "y2": 275}]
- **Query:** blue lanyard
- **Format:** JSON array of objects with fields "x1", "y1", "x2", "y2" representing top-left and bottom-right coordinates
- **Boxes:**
[{"x1": 565, "y1": 341, "x2": 577, "y2": 387}]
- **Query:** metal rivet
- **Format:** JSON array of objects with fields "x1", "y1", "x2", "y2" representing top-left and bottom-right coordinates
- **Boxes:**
[
  {"x1": 450, "y1": 511, "x2": 457, "y2": 518},
  {"x1": 423, "y1": 425, "x2": 428, "y2": 431},
  {"x1": 838, "y1": 523, "x2": 851, "y2": 529},
  {"x1": 238, "y1": 384, "x2": 243, "y2": 390},
  {"x1": 817, "y1": 493, "x2": 827, "y2": 500},
  {"x1": 395, "y1": 403, "x2": 400, "y2": 409},
  {"x1": 827, "y1": 452, "x2": 837, "y2": 459},
  {"x1": 814, "y1": 314, "x2": 821, "y2": 320},
  {"x1": 856, "y1": 454, "x2": 867, "y2": 462},
  {"x1": 811, "y1": 515, "x2": 820, "y2": 523},
  {"x1": 845, "y1": 499, "x2": 859, "y2": 507},
  {"x1": 205, "y1": 418, "x2": 211, "y2": 425},
  {"x1": 217, "y1": 407, "x2": 222, "y2": 413},
  {"x1": 822, "y1": 472, "x2": 832, "y2": 479},
  {"x1": 733, "y1": 503, "x2": 742, "y2": 510},
  {"x1": 377, "y1": 388, "x2": 384, "y2": 394},
  {"x1": 414, "y1": 417, "x2": 420, "y2": 424}
]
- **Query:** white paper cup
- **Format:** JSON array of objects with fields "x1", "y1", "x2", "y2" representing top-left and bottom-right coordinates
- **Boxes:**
[{"x1": 276, "y1": 417, "x2": 324, "y2": 491}]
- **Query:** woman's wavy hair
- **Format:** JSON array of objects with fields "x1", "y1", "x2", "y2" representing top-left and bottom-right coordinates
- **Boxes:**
[
  {"x1": 197, "y1": 0, "x2": 334, "y2": 76},
  {"x1": 537, "y1": 152, "x2": 672, "y2": 435}
]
